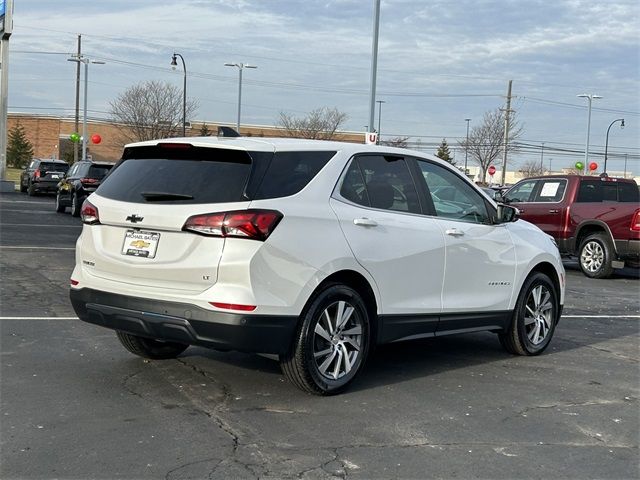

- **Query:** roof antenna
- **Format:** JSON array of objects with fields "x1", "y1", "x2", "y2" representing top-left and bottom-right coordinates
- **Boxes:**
[{"x1": 218, "y1": 126, "x2": 240, "y2": 137}]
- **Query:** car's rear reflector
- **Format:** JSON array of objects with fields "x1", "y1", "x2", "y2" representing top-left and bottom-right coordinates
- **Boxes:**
[
  {"x1": 80, "y1": 200, "x2": 100, "y2": 225},
  {"x1": 183, "y1": 209, "x2": 283, "y2": 241},
  {"x1": 209, "y1": 302, "x2": 257, "y2": 312},
  {"x1": 80, "y1": 177, "x2": 98, "y2": 185}
]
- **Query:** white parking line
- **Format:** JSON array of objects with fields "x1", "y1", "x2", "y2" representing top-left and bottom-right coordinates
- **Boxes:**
[
  {"x1": 563, "y1": 315, "x2": 640, "y2": 319},
  {"x1": 0, "y1": 246, "x2": 75, "y2": 250},
  {"x1": 0, "y1": 317, "x2": 79, "y2": 320},
  {"x1": 1, "y1": 223, "x2": 81, "y2": 227}
]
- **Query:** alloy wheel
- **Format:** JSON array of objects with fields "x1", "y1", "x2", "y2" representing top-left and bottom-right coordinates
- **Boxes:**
[
  {"x1": 524, "y1": 285, "x2": 554, "y2": 345},
  {"x1": 581, "y1": 240, "x2": 604, "y2": 273},
  {"x1": 313, "y1": 300, "x2": 363, "y2": 380}
]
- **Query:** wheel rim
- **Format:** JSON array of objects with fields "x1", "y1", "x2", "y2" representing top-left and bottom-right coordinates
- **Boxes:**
[
  {"x1": 581, "y1": 241, "x2": 604, "y2": 273},
  {"x1": 313, "y1": 300, "x2": 363, "y2": 380},
  {"x1": 524, "y1": 285, "x2": 554, "y2": 345}
]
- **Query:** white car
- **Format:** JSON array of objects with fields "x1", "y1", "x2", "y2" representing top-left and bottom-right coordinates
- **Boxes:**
[{"x1": 70, "y1": 137, "x2": 565, "y2": 395}]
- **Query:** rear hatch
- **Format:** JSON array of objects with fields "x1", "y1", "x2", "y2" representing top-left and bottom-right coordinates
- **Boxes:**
[
  {"x1": 81, "y1": 144, "x2": 267, "y2": 293},
  {"x1": 39, "y1": 162, "x2": 69, "y2": 183}
]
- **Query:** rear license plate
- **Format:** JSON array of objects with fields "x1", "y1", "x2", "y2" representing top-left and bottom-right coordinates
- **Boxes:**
[
  {"x1": 51, "y1": 174, "x2": 60, "y2": 179},
  {"x1": 122, "y1": 230, "x2": 160, "y2": 258}
]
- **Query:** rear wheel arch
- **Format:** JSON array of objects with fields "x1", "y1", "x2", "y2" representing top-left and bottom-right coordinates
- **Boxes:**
[
  {"x1": 575, "y1": 222, "x2": 615, "y2": 255},
  {"x1": 315, "y1": 270, "x2": 379, "y2": 345}
]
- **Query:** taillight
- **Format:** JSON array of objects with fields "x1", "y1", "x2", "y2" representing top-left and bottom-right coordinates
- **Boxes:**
[
  {"x1": 34, "y1": 169, "x2": 41, "y2": 179},
  {"x1": 80, "y1": 177, "x2": 98, "y2": 185},
  {"x1": 183, "y1": 209, "x2": 283, "y2": 241},
  {"x1": 631, "y1": 210, "x2": 640, "y2": 232},
  {"x1": 80, "y1": 200, "x2": 100, "y2": 225},
  {"x1": 70, "y1": 279, "x2": 79, "y2": 286}
]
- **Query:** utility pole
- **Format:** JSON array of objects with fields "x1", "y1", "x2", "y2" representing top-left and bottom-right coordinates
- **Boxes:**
[
  {"x1": 540, "y1": 142, "x2": 545, "y2": 172},
  {"x1": 500, "y1": 80, "x2": 513, "y2": 186},
  {"x1": 73, "y1": 35, "x2": 81, "y2": 164},
  {"x1": 623, "y1": 153, "x2": 628, "y2": 178},
  {"x1": 368, "y1": 0, "x2": 381, "y2": 137},
  {"x1": 0, "y1": 0, "x2": 14, "y2": 191}
]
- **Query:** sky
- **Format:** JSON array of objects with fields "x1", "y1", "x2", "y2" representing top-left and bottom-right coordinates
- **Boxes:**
[{"x1": 7, "y1": 0, "x2": 640, "y2": 175}]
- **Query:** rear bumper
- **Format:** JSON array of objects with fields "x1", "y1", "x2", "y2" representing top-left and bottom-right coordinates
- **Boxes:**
[
  {"x1": 615, "y1": 239, "x2": 640, "y2": 259},
  {"x1": 70, "y1": 288, "x2": 298, "y2": 355},
  {"x1": 32, "y1": 180, "x2": 59, "y2": 192}
]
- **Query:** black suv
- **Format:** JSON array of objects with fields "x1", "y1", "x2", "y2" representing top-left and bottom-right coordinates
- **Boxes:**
[
  {"x1": 20, "y1": 159, "x2": 70, "y2": 195},
  {"x1": 55, "y1": 161, "x2": 114, "y2": 216}
]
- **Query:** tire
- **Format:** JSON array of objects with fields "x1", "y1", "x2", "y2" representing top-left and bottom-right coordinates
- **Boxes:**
[
  {"x1": 499, "y1": 272, "x2": 559, "y2": 356},
  {"x1": 70, "y1": 193, "x2": 82, "y2": 217},
  {"x1": 20, "y1": 181, "x2": 27, "y2": 193},
  {"x1": 27, "y1": 182, "x2": 36, "y2": 196},
  {"x1": 578, "y1": 233, "x2": 615, "y2": 279},
  {"x1": 116, "y1": 331, "x2": 188, "y2": 360},
  {"x1": 279, "y1": 283, "x2": 371, "y2": 395},
  {"x1": 55, "y1": 193, "x2": 66, "y2": 213}
]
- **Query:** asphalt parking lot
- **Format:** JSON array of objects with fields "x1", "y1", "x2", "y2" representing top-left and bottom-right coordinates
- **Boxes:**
[{"x1": 1, "y1": 191, "x2": 638, "y2": 480}]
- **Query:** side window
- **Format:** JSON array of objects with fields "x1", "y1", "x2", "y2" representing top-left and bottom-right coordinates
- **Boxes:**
[
  {"x1": 534, "y1": 180, "x2": 567, "y2": 203},
  {"x1": 618, "y1": 182, "x2": 640, "y2": 203},
  {"x1": 28, "y1": 161, "x2": 38, "y2": 170},
  {"x1": 253, "y1": 151, "x2": 336, "y2": 199},
  {"x1": 504, "y1": 180, "x2": 538, "y2": 203},
  {"x1": 417, "y1": 160, "x2": 490, "y2": 224},
  {"x1": 67, "y1": 165, "x2": 79, "y2": 177},
  {"x1": 339, "y1": 155, "x2": 421, "y2": 214},
  {"x1": 576, "y1": 181, "x2": 602, "y2": 202}
]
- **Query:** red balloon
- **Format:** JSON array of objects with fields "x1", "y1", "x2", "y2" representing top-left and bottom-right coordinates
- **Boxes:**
[
  {"x1": 91, "y1": 134, "x2": 102, "y2": 144},
  {"x1": 488, "y1": 165, "x2": 496, "y2": 175},
  {"x1": 589, "y1": 162, "x2": 598, "y2": 171}
]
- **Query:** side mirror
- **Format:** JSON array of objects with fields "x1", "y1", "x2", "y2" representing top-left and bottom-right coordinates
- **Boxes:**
[{"x1": 497, "y1": 204, "x2": 520, "y2": 223}]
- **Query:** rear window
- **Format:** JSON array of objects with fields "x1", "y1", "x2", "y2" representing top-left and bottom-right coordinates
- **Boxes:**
[
  {"x1": 576, "y1": 180, "x2": 640, "y2": 203},
  {"x1": 87, "y1": 164, "x2": 113, "y2": 180},
  {"x1": 97, "y1": 146, "x2": 253, "y2": 204},
  {"x1": 40, "y1": 162, "x2": 69, "y2": 173}
]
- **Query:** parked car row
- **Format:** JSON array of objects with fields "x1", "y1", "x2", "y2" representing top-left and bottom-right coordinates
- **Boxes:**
[{"x1": 19, "y1": 158, "x2": 114, "y2": 216}]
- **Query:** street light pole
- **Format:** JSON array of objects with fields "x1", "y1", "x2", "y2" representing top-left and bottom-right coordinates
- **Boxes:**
[
  {"x1": 464, "y1": 118, "x2": 471, "y2": 175},
  {"x1": 604, "y1": 118, "x2": 624, "y2": 174},
  {"x1": 68, "y1": 55, "x2": 104, "y2": 161},
  {"x1": 376, "y1": 100, "x2": 385, "y2": 145},
  {"x1": 577, "y1": 93, "x2": 602, "y2": 174},
  {"x1": 171, "y1": 53, "x2": 187, "y2": 137},
  {"x1": 225, "y1": 63, "x2": 257, "y2": 133},
  {"x1": 540, "y1": 142, "x2": 544, "y2": 172}
]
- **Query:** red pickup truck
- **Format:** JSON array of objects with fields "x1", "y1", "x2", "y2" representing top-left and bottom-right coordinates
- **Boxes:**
[{"x1": 503, "y1": 175, "x2": 640, "y2": 278}]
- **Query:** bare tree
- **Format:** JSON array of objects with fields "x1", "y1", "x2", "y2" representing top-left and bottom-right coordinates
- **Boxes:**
[
  {"x1": 458, "y1": 108, "x2": 523, "y2": 183},
  {"x1": 278, "y1": 107, "x2": 348, "y2": 140},
  {"x1": 518, "y1": 160, "x2": 546, "y2": 178},
  {"x1": 110, "y1": 80, "x2": 198, "y2": 143},
  {"x1": 381, "y1": 136, "x2": 410, "y2": 148}
]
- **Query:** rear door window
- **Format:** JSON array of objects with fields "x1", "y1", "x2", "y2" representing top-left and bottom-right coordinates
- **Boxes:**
[
  {"x1": 533, "y1": 179, "x2": 567, "y2": 203},
  {"x1": 339, "y1": 155, "x2": 421, "y2": 214},
  {"x1": 576, "y1": 181, "x2": 602, "y2": 202},
  {"x1": 618, "y1": 182, "x2": 640, "y2": 202}
]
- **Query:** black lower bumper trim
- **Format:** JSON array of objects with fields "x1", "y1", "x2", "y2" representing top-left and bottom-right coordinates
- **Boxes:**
[{"x1": 70, "y1": 288, "x2": 298, "y2": 355}]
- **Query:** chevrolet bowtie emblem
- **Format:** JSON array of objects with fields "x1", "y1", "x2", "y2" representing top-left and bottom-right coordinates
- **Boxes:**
[{"x1": 126, "y1": 214, "x2": 144, "y2": 223}]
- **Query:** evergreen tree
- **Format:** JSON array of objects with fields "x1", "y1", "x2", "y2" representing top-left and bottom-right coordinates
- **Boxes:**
[
  {"x1": 435, "y1": 138, "x2": 455, "y2": 165},
  {"x1": 7, "y1": 124, "x2": 34, "y2": 168},
  {"x1": 199, "y1": 123, "x2": 211, "y2": 136}
]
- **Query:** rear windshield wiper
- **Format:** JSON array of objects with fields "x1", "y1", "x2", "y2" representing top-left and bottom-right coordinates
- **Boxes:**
[{"x1": 141, "y1": 191, "x2": 194, "y2": 201}]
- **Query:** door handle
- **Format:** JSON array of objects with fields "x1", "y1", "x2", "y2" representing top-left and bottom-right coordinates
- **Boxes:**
[
  {"x1": 353, "y1": 218, "x2": 378, "y2": 227},
  {"x1": 445, "y1": 228, "x2": 465, "y2": 237},
  {"x1": 548, "y1": 209, "x2": 559, "y2": 214}
]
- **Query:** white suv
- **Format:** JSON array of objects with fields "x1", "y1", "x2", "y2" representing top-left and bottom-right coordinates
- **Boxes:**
[{"x1": 70, "y1": 137, "x2": 565, "y2": 395}]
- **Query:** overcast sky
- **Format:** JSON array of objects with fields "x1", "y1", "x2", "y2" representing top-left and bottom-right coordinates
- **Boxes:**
[{"x1": 8, "y1": 0, "x2": 640, "y2": 174}]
